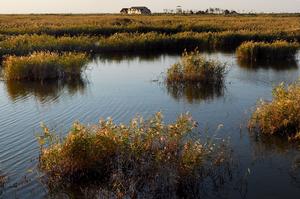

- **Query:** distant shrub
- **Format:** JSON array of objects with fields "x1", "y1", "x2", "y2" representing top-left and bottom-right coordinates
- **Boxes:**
[
  {"x1": 236, "y1": 40, "x2": 299, "y2": 62},
  {"x1": 38, "y1": 112, "x2": 232, "y2": 197},
  {"x1": 167, "y1": 49, "x2": 227, "y2": 85},
  {"x1": 249, "y1": 82, "x2": 300, "y2": 141},
  {"x1": 3, "y1": 52, "x2": 89, "y2": 80}
]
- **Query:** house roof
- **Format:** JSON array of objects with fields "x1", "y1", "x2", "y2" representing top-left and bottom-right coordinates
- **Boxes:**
[{"x1": 130, "y1": 7, "x2": 150, "y2": 10}]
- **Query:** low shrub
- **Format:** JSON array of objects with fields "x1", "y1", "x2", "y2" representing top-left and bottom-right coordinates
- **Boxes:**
[
  {"x1": 3, "y1": 52, "x2": 89, "y2": 80},
  {"x1": 38, "y1": 112, "x2": 232, "y2": 197},
  {"x1": 249, "y1": 82, "x2": 300, "y2": 140},
  {"x1": 236, "y1": 40, "x2": 299, "y2": 62},
  {"x1": 166, "y1": 49, "x2": 227, "y2": 85}
]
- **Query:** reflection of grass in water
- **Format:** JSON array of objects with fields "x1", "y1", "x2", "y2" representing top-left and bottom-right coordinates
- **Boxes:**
[
  {"x1": 0, "y1": 173, "x2": 6, "y2": 196},
  {"x1": 166, "y1": 81, "x2": 224, "y2": 103},
  {"x1": 5, "y1": 78, "x2": 87, "y2": 103},
  {"x1": 238, "y1": 57, "x2": 299, "y2": 71},
  {"x1": 38, "y1": 112, "x2": 233, "y2": 198}
]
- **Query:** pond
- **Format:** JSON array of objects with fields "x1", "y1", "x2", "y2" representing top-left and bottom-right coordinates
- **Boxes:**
[{"x1": 1, "y1": 52, "x2": 300, "y2": 198}]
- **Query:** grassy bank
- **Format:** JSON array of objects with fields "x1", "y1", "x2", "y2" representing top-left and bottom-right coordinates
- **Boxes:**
[
  {"x1": 249, "y1": 82, "x2": 300, "y2": 141},
  {"x1": 39, "y1": 112, "x2": 232, "y2": 197},
  {"x1": 236, "y1": 41, "x2": 299, "y2": 62},
  {"x1": 0, "y1": 31, "x2": 299, "y2": 57},
  {"x1": 167, "y1": 49, "x2": 226, "y2": 84},
  {"x1": 3, "y1": 52, "x2": 88, "y2": 80}
]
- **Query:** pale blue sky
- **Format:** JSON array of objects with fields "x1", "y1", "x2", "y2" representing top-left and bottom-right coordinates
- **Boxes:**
[{"x1": 0, "y1": 0, "x2": 299, "y2": 13}]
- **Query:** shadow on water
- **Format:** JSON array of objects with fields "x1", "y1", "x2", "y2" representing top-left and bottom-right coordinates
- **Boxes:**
[
  {"x1": 237, "y1": 58, "x2": 299, "y2": 71},
  {"x1": 248, "y1": 131, "x2": 300, "y2": 188},
  {"x1": 4, "y1": 78, "x2": 87, "y2": 103},
  {"x1": 165, "y1": 82, "x2": 225, "y2": 103}
]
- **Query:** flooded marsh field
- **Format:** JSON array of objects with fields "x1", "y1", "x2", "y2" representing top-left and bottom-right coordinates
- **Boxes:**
[
  {"x1": 0, "y1": 14, "x2": 300, "y2": 198},
  {"x1": 0, "y1": 51, "x2": 300, "y2": 198}
]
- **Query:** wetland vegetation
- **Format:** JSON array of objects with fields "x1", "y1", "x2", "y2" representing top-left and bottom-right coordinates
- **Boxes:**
[
  {"x1": 166, "y1": 49, "x2": 227, "y2": 85},
  {"x1": 249, "y1": 81, "x2": 300, "y2": 141},
  {"x1": 1, "y1": 14, "x2": 300, "y2": 199},
  {"x1": 2, "y1": 52, "x2": 88, "y2": 80},
  {"x1": 236, "y1": 40, "x2": 299, "y2": 62},
  {"x1": 38, "y1": 112, "x2": 232, "y2": 198}
]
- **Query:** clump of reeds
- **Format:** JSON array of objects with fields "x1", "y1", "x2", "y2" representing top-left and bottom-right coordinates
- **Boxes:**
[
  {"x1": 249, "y1": 81, "x2": 300, "y2": 141},
  {"x1": 236, "y1": 40, "x2": 299, "y2": 62},
  {"x1": 3, "y1": 52, "x2": 89, "y2": 81},
  {"x1": 167, "y1": 49, "x2": 227, "y2": 85},
  {"x1": 38, "y1": 112, "x2": 232, "y2": 197}
]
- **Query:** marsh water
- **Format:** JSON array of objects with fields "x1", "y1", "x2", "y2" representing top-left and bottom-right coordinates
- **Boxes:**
[{"x1": 1, "y1": 52, "x2": 300, "y2": 198}]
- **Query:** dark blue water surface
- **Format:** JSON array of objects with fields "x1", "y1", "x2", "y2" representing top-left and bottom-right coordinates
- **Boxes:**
[{"x1": 1, "y1": 52, "x2": 300, "y2": 198}]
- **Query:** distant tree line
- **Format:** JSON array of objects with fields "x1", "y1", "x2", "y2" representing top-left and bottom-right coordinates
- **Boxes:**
[{"x1": 163, "y1": 8, "x2": 239, "y2": 15}]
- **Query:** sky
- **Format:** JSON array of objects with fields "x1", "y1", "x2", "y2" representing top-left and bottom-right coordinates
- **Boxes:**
[{"x1": 0, "y1": 0, "x2": 299, "y2": 13}]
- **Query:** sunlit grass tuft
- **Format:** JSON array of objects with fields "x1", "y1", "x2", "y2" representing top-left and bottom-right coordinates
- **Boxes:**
[
  {"x1": 38, "y1": 112, "x2": 232, "y2": 197},
  {"x1": 249, "y1": 81, "x2": 300, "y2": 141},
  {"x1": 167, "y1": 49, "x2": 227, "y2": 85},
  {"x1": 3, "y1": 52, "x2": 89, "y2": 81}
]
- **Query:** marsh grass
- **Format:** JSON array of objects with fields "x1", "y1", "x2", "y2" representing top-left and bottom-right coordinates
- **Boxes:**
[
  {"x1": 3, "y1": 52, "x2": 89, "y2": 80},
  {"x1": 236, "y1": 40, "x2": 299, "y2": 62},
  {"x1": 167, "y1": 49, "x2": 227, "y2": 85},
  {"x1": 249, "y1": 82, "x2": 300, "y2": 141},
  {"x1": 0, "y1": 15, "x2": 299, "y2": 37},
  {"x1": 0, "y1": 34, "x2": 97, "y2": 57},
  {"x1": 0, "y1": 31, "x2": 299, "y2": 57},
  {"x1": 38, "y1": 112, "x2": 232, "y2": 198}
]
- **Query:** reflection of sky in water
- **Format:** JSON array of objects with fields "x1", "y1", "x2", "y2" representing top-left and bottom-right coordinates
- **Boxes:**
[{"x1": 0, "y1": 52, "x2": 300, "y2": 198}]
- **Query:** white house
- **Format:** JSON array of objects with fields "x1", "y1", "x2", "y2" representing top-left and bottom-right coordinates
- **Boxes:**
[{"x1": 120, "y1": 7, "x2": 151, "y2": 15}]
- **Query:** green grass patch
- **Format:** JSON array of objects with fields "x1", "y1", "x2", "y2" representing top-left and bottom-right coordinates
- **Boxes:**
[
  {"x1": 166, "y1": 49, "x2": 227, "y2": 85},
  {"x1": 236, "y1": 40, "x2": 299, "y2": 62},
  {"x1": 2, "y1": 52, "x2": 89, "y2": 81},
  {"x1": 38, "y1": 112, "x2": 232, "y2": 197},
  {"x1": 249, "y1": 82, "x2": 300, "y2": 141}
]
